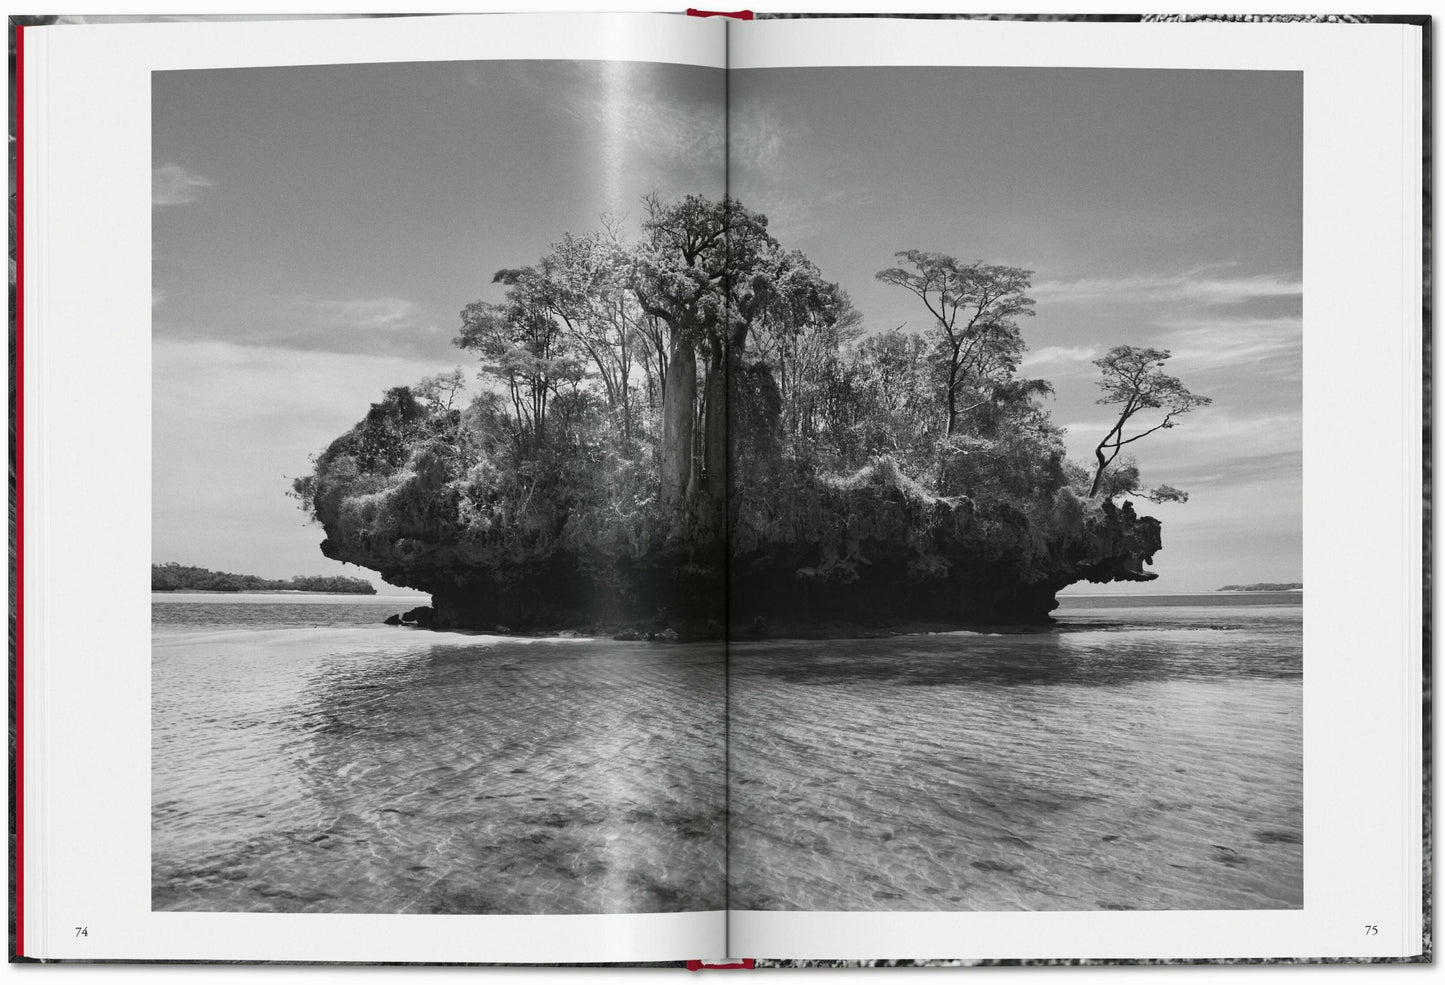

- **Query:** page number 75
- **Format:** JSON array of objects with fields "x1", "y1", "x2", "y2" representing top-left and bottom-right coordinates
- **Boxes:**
[{"x1": 1364, "y1": 925, "x2": 1379, "y2": 936}]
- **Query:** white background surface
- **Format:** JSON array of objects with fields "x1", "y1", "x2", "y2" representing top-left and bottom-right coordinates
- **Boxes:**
[{"x1": 7, "y1": 0, "x2": 1432, "y2": 980}]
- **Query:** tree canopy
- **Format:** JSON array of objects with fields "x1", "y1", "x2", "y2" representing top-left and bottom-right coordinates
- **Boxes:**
[
  {"x1": 294, "y1": 195, "x2": 1207, "y2": 620},
  {"x1": 1088, "y1": 345, "x2": 1212, "y2": 498},
  {"x1": 875, "y1": 251, "x2": 1042, "y2": 439}
]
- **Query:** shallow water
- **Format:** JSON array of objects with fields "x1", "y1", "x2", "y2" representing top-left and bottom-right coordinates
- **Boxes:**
[
  {"x1": 153, "y1": 598, "x2": 725, "y2": 914},
  {"x1": 153, "y1": 592, "x2": 1300, "y2": 914},
  {"x1": 728, "y1": 593, "x2": 1303, "y2": 910}
]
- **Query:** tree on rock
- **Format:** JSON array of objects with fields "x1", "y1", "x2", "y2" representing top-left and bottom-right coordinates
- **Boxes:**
[
  {"x1": 875, "y1": 251, "x2": 1036, "y2": 438},
  {"x1": 1089, "y1": 345, "x2": 1211, "y2": 498},
  {"x1": 632, "y1": 195, "x2": 846, "y2": 520},
  {"x1": 631, "y1": 194, "x2": 729, "y2": 514},
  {"x1": 455, "y1": 269, "x2": 585, "y2": 449}
]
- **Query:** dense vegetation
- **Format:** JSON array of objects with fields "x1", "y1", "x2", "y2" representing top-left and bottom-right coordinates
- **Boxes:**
[
  {"x1": 152, "y1": 562, "x2": 376, "y2": 595},
  {"x1": 1218, "y1": 583, "x2": 1302, "y2": 592},
  {"x1": 293, "y1": 196, "x2": 1202, "y2": 631}
]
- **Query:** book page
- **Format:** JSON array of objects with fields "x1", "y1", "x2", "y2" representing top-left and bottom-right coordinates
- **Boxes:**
[
  {"x1": 724, "y1": 16, "x2": 1421, "y2": 962},
  {"x1": 22, "y1": 12, "x2": 731, "y2": 963}
]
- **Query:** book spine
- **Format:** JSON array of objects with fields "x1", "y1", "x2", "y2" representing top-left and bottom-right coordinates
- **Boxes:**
[{"x1": 12, "y1": 18, "x2": 27, "y2": 963}]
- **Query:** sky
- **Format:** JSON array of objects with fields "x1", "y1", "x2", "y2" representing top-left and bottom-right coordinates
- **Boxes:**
[
  {"x1": 152, "y1": 60, "x2": 725, "y2": 594},
  {"x1": 154, "y1": 60, "x2": 1300, "y2": 596},
  {"x1": 730, "y1": 67, "x2": 1302, "y2": 595}
]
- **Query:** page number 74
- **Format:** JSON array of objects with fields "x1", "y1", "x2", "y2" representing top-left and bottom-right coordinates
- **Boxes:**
[
  {"x1": 1364, "y1": 925, "x2": 1379, "y2": 936},
  {"x1": 74, "y1": 926, "x2": 88, "y2": 938}
]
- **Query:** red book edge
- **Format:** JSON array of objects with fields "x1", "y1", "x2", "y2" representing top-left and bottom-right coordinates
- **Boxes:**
[
  {"x1": 13, "y1": 19, "x2": 26, "y2": 963},
  {"x1": 684, "y1": 9, "x2": 755, "y2": 20},
  {"x1": 687, "y1": 959, "x2": 756, "y2": 971}
]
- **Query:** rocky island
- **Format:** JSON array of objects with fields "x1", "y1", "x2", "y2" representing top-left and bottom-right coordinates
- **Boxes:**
[{"x1": 293, "y1": 197, "x2": 1202, "y2": 635}]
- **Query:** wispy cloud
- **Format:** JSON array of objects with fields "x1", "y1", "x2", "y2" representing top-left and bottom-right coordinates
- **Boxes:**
[
  {"x1": 152, "y1": 162, "x2": 214, "y2": 207},
  {"x1": 290, "y1": 296, "x2": 423, "y2": 331},
  {"x1": 1019, "y1": 344, "x2": 1097, "y2": 375},
  {"x1": 1025, "y1": 263, "x2": 1302, "y2": 394},
  {"x1": 155, "y1": 293, "x2": 448, "y2": 357},
  {"x1": 154, "y1": 337, "x2": 454, "y2": 426},
  {"x1": 1059, "y1": 407, "x2": 1301, "y2": 488},
  {"x1": 1158, "y1": 315, "x2": 1302, "y2": 377},
  {"x1": 1033, "y1": 266, "x2": 1300, "y2": 307},
  {"x1": 152, "y1": 337, "x2": 461, "y2": 587}
]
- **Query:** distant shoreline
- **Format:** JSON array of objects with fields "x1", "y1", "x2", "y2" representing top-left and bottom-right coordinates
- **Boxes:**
[
  {"x1": 151, "y1": 562, "x2": 377, "y2": 595},
  {"x1": 153, "y1": 588, "x2": 388, "y2": 596},
  {"x1": 1058, "y1": 589, "x2": 1301, "y2": 598},
  {"x1": 1216, "y1": 583, "x2": 1303, "y2": 593},
  {"x1": 151, "y1": 590, "x2": 427, "y2": 602}
]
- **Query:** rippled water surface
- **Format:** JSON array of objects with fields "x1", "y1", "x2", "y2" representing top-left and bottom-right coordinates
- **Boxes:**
[
  {"x1": 729, "y1": 593, "x2": 1303, "y2": 911},
  {"x1": 153, "y1": 595, "x2": 725, "y2": 914},
  {"x1": 154, "y1": 592, "x2": 1300, "y2": 914}
]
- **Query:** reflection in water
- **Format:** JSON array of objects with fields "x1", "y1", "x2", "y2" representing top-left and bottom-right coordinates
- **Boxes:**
[
  {"x1": 729, "y1": 597, "x2": 1303, "y2": 911},
  {"x1": 153, "y1": 628, "x2": 725, "y2": 913}
]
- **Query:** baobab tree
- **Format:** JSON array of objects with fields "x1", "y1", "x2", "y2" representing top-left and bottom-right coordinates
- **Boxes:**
[
  {"x1": 1089, "y1": 345, "x2": 1211, "y2": 498},
  {"x1": 633, "y1": 195, "x2": 843, "y2": 517},
  {"x1": 630, "y1": 194, "x2": 731, "y2": 513}
]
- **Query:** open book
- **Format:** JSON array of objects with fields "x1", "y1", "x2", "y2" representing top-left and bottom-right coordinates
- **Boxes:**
[{"x1": 14, "y1": 10, "x2": 1426, "y2": 966}]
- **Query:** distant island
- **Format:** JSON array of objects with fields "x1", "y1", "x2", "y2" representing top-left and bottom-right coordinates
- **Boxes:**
[
  {"x1": 152, "y1": 562, "x2": 376, "y2": 595},
  {"x1": 1217, "y1": 582, "x2": 1302, "y2": 592}
]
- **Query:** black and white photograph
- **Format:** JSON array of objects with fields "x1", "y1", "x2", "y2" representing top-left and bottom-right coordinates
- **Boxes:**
[
  {"x1": 151, "y1": 56, "x2": 1302, "y2": 916},
  {"x1": 722, "y1": 65, "x2": 1303, "y2": 912},
  {"x1": 151, "y1": 58, "x2": 730, "y2": 915}
]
